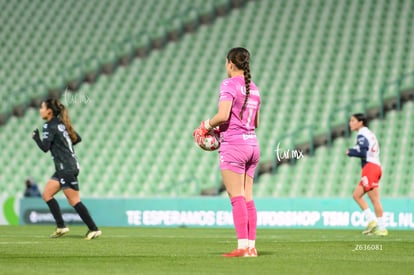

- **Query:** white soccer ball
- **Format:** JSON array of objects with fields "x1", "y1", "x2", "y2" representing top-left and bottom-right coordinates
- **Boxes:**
[{"x1": 198, "y1": 131, "x2": 220, "y2": 151}]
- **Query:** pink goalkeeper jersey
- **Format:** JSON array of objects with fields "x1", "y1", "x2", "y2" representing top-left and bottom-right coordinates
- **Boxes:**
[{"x1": 218, "y1": 75, "x2": 261, "y2": 145}]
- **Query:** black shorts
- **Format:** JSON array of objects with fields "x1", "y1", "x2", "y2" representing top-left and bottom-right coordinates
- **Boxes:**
[{"x1": 51, "y1": 169, "x2": 80, "y2": 191}]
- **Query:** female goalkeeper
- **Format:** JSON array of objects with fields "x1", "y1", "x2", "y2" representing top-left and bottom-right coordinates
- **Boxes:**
[{"x1": 194, "y1": 47, "x2": 261, "y2": 257}]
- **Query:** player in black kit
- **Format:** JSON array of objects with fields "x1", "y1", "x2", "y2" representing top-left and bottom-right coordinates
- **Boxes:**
[{"x1": 32, "y1": 98, "x2": 101, "y2": 240}]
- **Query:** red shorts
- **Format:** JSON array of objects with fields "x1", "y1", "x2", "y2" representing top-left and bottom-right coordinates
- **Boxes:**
[{"x1": 359, "y1": 162, "x2": 382, "y2": 192}]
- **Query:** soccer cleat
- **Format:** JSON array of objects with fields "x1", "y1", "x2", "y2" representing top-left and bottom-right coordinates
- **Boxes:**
[
  {"x1": 50, "y1": 227, "x2": 70, "y2": 238},
  {"x1": 246, "y1": 247, "x2": 258, "y2": 257},
  {"x1": 222, "y1": 248, "x2": 248, "y2": 257},
  {"x1": 362, "y1": 221, "x2": 377, "y2": 235},
  {"x1": 85, "y1": 230, "x2": 102, "y2": 240},
  {"x1": 372, "y1": 229, "x2": 388, "y2": 236}
]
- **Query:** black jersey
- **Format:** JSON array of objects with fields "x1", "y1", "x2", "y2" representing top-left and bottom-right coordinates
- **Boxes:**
[{"x1": 33, "y1": 117, "x2": 81, "y2": 171}]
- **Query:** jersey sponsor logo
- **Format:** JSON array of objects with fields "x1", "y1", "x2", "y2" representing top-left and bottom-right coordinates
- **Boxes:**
[
  {"x1": 242, "y1": 133, "x2": 256, "y2": 140},
  {"x1": 241, "y1": 87, "x2": 260, "y2": 96},
  {"x1": 357, "y1": 137, "x2": 366, "y2": 145},
  {"x1": 58, "y1": 124, "x2": 66, "y2": 132},
  {"x1": 43, "y1": 124, "x2": 48, "y2": 129},
  {"x1": 246, "y1": 100, "x2": 258, "y2": 108}
]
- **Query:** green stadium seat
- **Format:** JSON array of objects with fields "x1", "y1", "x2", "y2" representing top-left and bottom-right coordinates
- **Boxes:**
[{"x1": 0, "y1": 0, "x2": 413, "y2": 198}]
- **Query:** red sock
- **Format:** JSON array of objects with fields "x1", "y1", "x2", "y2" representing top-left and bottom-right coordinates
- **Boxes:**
[
  {"x1": 246, "y1": 200, "x2": 257, "y2": 241},
  {"x1": 231, "y1": 196, "x2": 248, "y2": 240}
]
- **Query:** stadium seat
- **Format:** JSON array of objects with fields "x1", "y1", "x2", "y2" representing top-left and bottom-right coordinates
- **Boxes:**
[{"x1": 0, "y1": 0, "x2": 413, "y2": 198}]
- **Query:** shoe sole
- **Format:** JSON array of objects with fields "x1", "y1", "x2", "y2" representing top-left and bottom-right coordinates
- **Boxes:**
[
  {"x1": 222, "y1": 253, "x2": 247, "y2": 257},
  {"x1": 50, "y1": 229, "x2": 70, "y2": 238},
  {"x1": 362, "y1": 227, "x2": 377, "y2": 235},
  {"x1": 85, "y1": 231, "x2": 102, "y2": 240}
]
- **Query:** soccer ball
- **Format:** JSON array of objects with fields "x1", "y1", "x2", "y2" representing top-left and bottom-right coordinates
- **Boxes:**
[{"x1": 196, "y1": 131, "x2": 220, "y2": 151}]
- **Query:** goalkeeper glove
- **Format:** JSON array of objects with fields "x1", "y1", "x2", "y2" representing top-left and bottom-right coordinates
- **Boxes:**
[{"x1": 193, "y1": 120, "x2": 212, "y2": 145}]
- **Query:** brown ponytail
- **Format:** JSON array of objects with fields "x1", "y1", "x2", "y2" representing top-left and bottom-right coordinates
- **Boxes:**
[
  {"x1": 59, "y1": 104, "x2": 77, "y2": 142},
  {"x1": 226, "y1": 47, "x2": 251, "y2": 119},
  {"x1": 44, "y1": 98, "x2": 78, "y2": 143}
]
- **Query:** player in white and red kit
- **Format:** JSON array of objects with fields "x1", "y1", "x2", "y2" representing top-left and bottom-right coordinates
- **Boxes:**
[
  {"x1": 194, "y1": 47, "x2": 261, "y2": 257},
  {"x1": 346, "y1": 113, "x2": 388, "y2": 236}
]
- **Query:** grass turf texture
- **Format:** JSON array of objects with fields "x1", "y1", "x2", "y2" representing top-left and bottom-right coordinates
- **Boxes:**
[{"x1": 0, "y1": 226, "x2": 413, "y2": 275}]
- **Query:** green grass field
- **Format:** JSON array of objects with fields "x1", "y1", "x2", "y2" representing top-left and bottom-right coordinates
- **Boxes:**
[{"x1": 0, "y1": 226, "x2": 413, "y2": 275}]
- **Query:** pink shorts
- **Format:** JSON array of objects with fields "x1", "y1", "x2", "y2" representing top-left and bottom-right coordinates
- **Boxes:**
[
  {"x1": 359, "y1": 162, "x2": 382, "y2": 192},
  {"x1": 219, "y1": 143, "x2": 260, "y2": 178}
]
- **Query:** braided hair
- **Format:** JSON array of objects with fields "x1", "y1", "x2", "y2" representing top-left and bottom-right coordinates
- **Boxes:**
[
  {"x1": 44, "y1": 98, "x2": 78, "y2": 143},
  {"x1": 226, "y1": 47, "x2": 251, "y2": 119}
]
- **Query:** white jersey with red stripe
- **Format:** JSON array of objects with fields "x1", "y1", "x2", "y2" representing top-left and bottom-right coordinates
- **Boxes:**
[{"x1": 349, "y1": 127, "x2": 381, "y2": 167}]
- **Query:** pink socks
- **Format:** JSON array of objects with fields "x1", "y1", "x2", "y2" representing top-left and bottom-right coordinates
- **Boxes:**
[
  {"x1": 246, "y1": 200, "x2": 257, "y2": 242},
  {"x1": 231, "y1": 196, "x2": 248, "y2": 240},
  {"x1": 231, "y1": 196, "x2": 257, "y2": 248}
]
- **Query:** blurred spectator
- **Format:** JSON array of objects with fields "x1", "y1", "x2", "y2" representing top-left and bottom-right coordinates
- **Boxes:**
[{"x1": 24, "y1": 177, "x2": 41, "y2": 197}]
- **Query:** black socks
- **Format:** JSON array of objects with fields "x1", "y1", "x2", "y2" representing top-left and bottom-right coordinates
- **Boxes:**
[
  {"x1": 46, "y1": 198, "x2": 65, "y2": 228},
  {"x1": 74, "y1": 201, "x2": 98, "y2": 231},
  {"x1": 46, "y1": 199, "x2": 98, "y2": 231}
]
